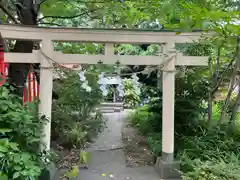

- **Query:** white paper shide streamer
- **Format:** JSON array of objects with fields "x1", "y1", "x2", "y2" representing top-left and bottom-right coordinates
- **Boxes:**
[
  {"x1": 79, "y1": 70, "x2": 141, "y2": 97},
  {"x1": 116, "y1": 75, "x2": 124, "y2": 97},
  {"x1": 131, "y1": 73, "x2": 141, "y2": 95},
  {"x1": 98, "y1": 72, "x2": 109, "y2": 97}
]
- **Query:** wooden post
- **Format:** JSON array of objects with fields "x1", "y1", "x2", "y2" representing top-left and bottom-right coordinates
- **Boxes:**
[
  {"x1": 39, "y1": 40, "x2": 53, "y2": 151},
  {"x1": 105, "y1": 43, "x2": 115, "y2": 103},
  {"x1": 105, "y1": 43, "x2": 114, "y2": 56},
  {"x1": 113, "y1": 88, "x2": 116, "y2": 102},
  {"x1": 161, "y1": 43, "x2": 176, "y2": 161}
]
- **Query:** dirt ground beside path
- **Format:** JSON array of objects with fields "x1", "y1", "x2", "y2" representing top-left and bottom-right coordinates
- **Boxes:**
[{"x1": 122, "y1": 118, "x2": 155, "y2": 168}]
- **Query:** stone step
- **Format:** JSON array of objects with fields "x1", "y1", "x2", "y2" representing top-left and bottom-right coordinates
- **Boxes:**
[
  {"x1": 100, "y1": 102, "x2": 124, "y2": 107},
  {"x1": 98, "y1": 107, "x2": 123, "y2": 113},
  {"x1": 99, "y1": 106, "x2": 123, "y2": 110},
  {"x1": 99, "y1": 109, "x2": 115, "y2": 113}
]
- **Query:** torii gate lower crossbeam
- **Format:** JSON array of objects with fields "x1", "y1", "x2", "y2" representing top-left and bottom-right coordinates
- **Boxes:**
[{"x1": 1, "y1": 24, "x2": 209, "y2": 179}]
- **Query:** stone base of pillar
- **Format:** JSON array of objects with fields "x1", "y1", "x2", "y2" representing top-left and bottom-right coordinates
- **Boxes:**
[{"x1": 155, "y1": 156, "x2": 181, "y2": 179}]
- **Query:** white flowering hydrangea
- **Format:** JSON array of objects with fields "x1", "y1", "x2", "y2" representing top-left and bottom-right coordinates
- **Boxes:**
[
  {"x1": 78, "y1": 71, "x2": 86, "y2": 81},
  {"x1": 81, "y1": 81, "x2": 92, "y2": 92},
  {"x1": 78, "y1": 70, "x2": 92, "y2": 92}
]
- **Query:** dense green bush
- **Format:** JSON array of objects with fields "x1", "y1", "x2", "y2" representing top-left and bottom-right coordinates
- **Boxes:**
[
  {"x1": 212, "y1": 102, "x2": 222, "y2": 121},
  {"x1": 147, "y1": 68, "x2": 209, "y2": 135},
  {"x1": 129, "y1": 105, "x2": 160, "y2": 135},
  {"x1": 178, "y1": 125, "x2": 240, "y2": 179},
  {"x1": 0, "y1": 86, "x2": 50, "y2": 180},
  {"x1": 181, "y1": 155, "x2": 240, "y2": 180},
  {"x1": 123, "y1": 78, "x2": 140, "y2": 108},
  {"x1": 52, "y1": 70, "x2": 105, "y2": 148},
  {"x1": 129, "y1": 104, "x2": 240, "y2": 179}
]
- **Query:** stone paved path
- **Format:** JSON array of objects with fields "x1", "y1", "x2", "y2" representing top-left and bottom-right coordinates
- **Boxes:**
[{"x1": 77, "y1": 111, "x2": 160, "y2": 180}]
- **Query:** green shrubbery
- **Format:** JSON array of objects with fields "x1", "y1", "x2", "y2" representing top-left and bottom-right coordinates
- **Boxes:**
[
  {"x1": 129, "y1": 102, "x2": 240, "y2": 179},
  {"x1": 129, "y1": 105, "x2": 159, "y2": 135},
  {"x1": 128, "y1": 64, "x2": 240, "y2": 179},
  {"x1": 0, "y1": 86, "x2": 51, "y2": 180},
  {"x1": 122, "y1": 78, "x2": 140, "y2": 108},
  {"x1": 181, "y1": 155, "x2": 240, "y2": 180},
  {"x1": 51, "y1": 70, "x2": 105, "y2": 148},
  {"x1": 0, "y1": 68, "x2": 105, "y2": 179},
  {"x1": 125, "y1": 40, "x2": 240, "y2": 179}
]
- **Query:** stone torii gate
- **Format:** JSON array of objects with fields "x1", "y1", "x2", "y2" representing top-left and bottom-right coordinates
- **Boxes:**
[{"x1": 0, "y1": 24, "x2": 209, "y2": 179}]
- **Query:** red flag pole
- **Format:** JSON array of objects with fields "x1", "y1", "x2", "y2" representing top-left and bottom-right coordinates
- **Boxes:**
[
  {"x1": 33, "y1": 72, "x2": 36, "y2": 99},
  {"x1": 28, "y1": 67, "x2": 32, "y2": 102},
  {"x1": 0, "y1": 33, "x2": 6, "y2": 86},
  {"x1": 23, "y1": 87, "x2": 27, "y2": 104}
]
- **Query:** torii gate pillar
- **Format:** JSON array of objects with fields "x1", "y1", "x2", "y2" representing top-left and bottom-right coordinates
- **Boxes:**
[
  {"x1": 39, "y1": 40, "x2": 54, "y2": 151},
  {"x1": 155, "y1": 43, "x2": 180, "y2": 179}
]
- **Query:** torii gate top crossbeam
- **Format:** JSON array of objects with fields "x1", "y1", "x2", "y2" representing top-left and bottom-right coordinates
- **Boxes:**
[
  {"x1": 0, "y1": 24, "x2": 213, "y2": 44},
  {"x1": 1, "y1": 24, "x2": 210, "y2": 66}
]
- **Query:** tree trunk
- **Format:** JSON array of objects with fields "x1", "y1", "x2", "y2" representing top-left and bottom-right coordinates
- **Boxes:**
[
  {"x1": 230, "y1": 37, "x2": 240, "y2": 128},
  {"x1": 230, "y1": 81, "x2": 240, "y2": 129},
  {"x1": 219, "y1": 37, "x2": 240, "y2": 124},
  {"x1": 8, "y1": 0, "x2": 39, "y2": 96},
  {"x1": 219, "y1": 63, "x2": 237, "y2": 123},
  {"x1": 208, "y1": 57, "x2": 213, "y2": 123}
]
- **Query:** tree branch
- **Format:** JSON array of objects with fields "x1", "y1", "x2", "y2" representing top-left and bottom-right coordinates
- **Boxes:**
[
  {"x1": 208, "y1": 57, "x2": 213, "y2": 123},
  {"x1": 230, "y1": 80, "x2": 240, "y2": 129},
  {"x1": 38, "y1": 22, "x2": 61, "y2": 26},
  {"x1": 230, "y1": 37, "x2": 240, "y2": 128},
  {"x1": 219, "y1": 37, "x2": 240, "y2": 124},
  {"x1": 62, "y1": 0, "x2": 123, "y2": 4},
  {"x1": 69, "y1": 0, "x2": 109, "y2": 3},
  {"x1": 38, "y1": 10, "x2": 91, "y2": 21},
  {"x1": 0, "y1": 3, "x2": 18, "y2": 23},
  {"x1": 40, "y1": 0, "x2": 48, "y2": 5},
  {"x1": 38, "y1": 0, "x2": 123, "y2": 22},
  {"x1": 214, "y1": 45, "x2": 221, "y2": 79},
  {"x1": 211, "y1": 53, "x2": 237, "y2": 95}
]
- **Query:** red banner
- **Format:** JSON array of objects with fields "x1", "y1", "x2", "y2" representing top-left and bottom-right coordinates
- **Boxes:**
[{"x1": 23, "y1": 65, "x2": 39, "y2": 104}]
